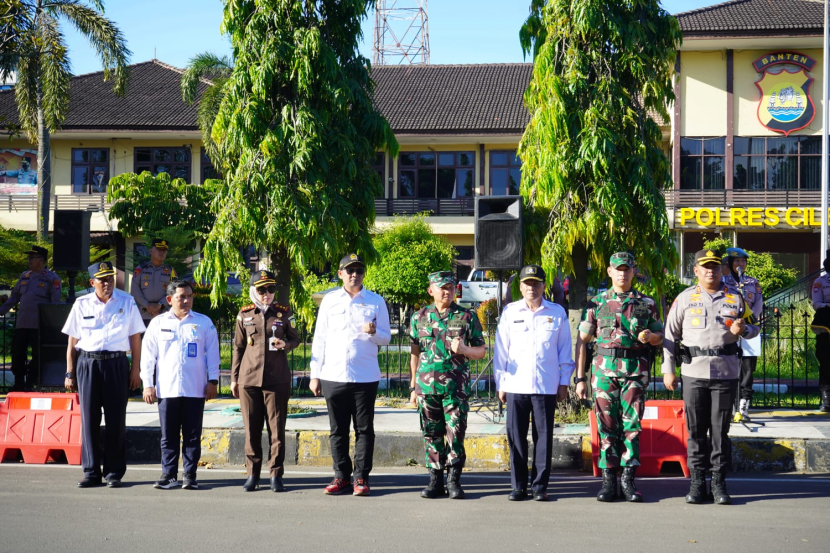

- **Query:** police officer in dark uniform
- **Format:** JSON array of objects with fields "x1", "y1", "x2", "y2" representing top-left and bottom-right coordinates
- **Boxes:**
[
  {"x1": 62, "y1": 261, "x2": 145, "y2": 488},
  {"x1": 0, "y1": 245, "x2": 61, "y2": 391},
  {"x1": 231, "y1": 270, "x2": 300, "y2": 492},
  {"x1": 131, "y1": 239, "x2": 177, "y2": 323},
  {"x1": 811, "y1": 250, "x2": 830, "y2": 412}
]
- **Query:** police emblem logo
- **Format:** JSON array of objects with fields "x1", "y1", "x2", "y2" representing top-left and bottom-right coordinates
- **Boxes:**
[
  {"x1": 706, "y1": 251, "x2": 715, "y2": 258},
  {"x1": 99, "y1": 262, "x2": 107, "y2": 271},
  {"x1": 261, "y1": 271, "x2": 267, "y2": 278},
  {"x1": 754, "y1": 51, "x2": 816, "y2": 136},
  {"x1": 528, "y1": 267, "x2": 536, "y2": 274},
  {"x1": 277, "y1": 312, "x2": 283, "y2": 318},
  {"x1": 350, "y1": 254, "x2": 357, "y2": 260}
]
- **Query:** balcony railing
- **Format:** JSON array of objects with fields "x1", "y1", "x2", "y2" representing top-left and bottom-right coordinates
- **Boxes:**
[
  {"x1": 663, "y1": 189, "x2": 830, "y2": 208},
  {"x1": 375, "y1": 197, "x2": 475, "y2": 216},
  {"x1": 0, "y1": 194, "x2": 112, "y2": 212}
]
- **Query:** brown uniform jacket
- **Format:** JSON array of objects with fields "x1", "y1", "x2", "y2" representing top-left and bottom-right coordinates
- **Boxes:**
[{"x1": 232, "y1": 302, "x2": 300, "y2": 387}]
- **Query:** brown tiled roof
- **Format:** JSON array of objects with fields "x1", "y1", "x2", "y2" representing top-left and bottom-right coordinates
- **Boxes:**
[
  {"x1": 0, "y1": 59, "x2": 206, "y2": 131},
  {"x1": 676, "y1": 0, "x2": 823, "y2": 36},
  {"x1": 371, "y1": 64, "x2": 533, "y2": 134}
]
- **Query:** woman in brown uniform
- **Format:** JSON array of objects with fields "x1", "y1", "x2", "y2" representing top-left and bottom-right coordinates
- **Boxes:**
[{"x1": 231, "y1": 270, "x2": 300, "y2": 492}]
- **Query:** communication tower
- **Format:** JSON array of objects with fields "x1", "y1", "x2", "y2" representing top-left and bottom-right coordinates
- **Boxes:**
[{"x1": 372, "y1": 0, "x2": 430, "y2": 66}]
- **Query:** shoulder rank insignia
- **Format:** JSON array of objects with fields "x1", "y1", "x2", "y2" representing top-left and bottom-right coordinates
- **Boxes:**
[{"x1": 240, "y1": 303, "x2": 256, "y2": 312}]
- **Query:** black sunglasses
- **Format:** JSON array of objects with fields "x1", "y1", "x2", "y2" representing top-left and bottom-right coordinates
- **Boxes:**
[
  {"x1": 345, "y1": 267, "x2": 365, "y2": 276},
  {"x1": 256, "y1": 285, "x2": 277, "y2": 294}
]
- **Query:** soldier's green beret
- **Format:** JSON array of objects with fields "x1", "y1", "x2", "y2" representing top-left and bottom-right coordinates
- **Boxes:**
[
  {"x1": 610, "y1": 252, "x2": 635, "y2": 268},
  {"x1": 428, "y1": 271, "x2": 455, "y2": 286}
]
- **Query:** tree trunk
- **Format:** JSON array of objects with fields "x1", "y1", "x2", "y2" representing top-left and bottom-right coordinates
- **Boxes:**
[
  {"x1": 36, "y1": 82, "x2": 51, "y2": 241},
  {"x1": 567, "y1": 242, "x2": 590, "y2": 344},
  {"x1": 269, "y1": 246, "x2": 291, "y2": 306}
]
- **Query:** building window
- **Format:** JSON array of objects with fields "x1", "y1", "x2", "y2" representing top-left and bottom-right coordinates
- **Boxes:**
[
  {"x1": 490, "y1": 150, "x2": 521, "y2": 195},
  {"x1": 372, "y1": 152, "x2": 385, "y2": 198},
  {"x1": 733, "y1": 136, "x2": 821, "y2": 190},
  {"x1": 200, "y1": 148, "x2": 220, "y2": 182},
  {"x1": 399, "y1": 151, "x2": 475, "y2": 198},
  {"x1": 680, "y1": 137, "x2": 725, "y2": 190},
  {"x1": 71, "y1": 148, "x2": 109, "y2": 194},
  {"x1": 134, "y1": 147, "x2": 191, "y2": 181}
]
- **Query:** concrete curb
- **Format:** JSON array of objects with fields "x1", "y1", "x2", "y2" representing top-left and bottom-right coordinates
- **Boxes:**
[{"x1": 119, "y1": 428, "x2": 830, "y2": 473}]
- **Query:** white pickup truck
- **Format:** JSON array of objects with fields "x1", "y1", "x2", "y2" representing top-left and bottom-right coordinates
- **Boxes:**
[{"x1": 457, "y1": 268, "x2": 510, "y2": 308}]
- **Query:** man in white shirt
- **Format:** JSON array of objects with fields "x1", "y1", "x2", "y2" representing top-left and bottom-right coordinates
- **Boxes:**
[
  {"x1": 140, "y1": 279, "x2": 220, "y2": 490},
  {"x1": 309, "y1": 253, "x2": 391, "y2": 496},
  {"x1": 494, "y1": 265, "x2": 574, "y2": 502},
  {"x1": 62, "y1": 261, "x2": 145, "y2": 488}
]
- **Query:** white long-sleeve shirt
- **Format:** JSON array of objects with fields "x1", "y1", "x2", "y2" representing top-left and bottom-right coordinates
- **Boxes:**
[
  {"x1": 494, "y1": 298, "x2": 575, "y2": 394},
  {"x1": 140, "y1": 310, "x2": 221, "y2": 398},
  {"x1": 310, "y1": 287, "x2": 391, "y2": 382}
]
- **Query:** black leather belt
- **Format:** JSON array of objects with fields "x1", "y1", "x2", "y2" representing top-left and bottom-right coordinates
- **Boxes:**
[
  {"x1": 687, "y1": 343, "x2": 739, "y2": 358},
  {"x1": 595, "y1": 346, "x2": 647, "y2": 359},
  {"x1": 79, "y1": 350, "x2": 126, "y2": 360}
]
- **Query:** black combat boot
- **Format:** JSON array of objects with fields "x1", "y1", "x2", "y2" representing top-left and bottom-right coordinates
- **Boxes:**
[
  {"x1": 446, "y1": 464, "x2": 466, "y2": 499},
  {"x1": 420, "y1": 468, "x2": 445, "y2": 499},
  {"x1": 711, "y1": 471, "x2": 732, "y2": 505},
  {"x1": 620, "y1": 466, "x2": 643, "y2": 502},
  {"x1": 821, "y1": 391, "x2": 830, "y2": 413},
  {"x1": 704, "y1": 470, "x2": 714, "y2": 502},
  {"x1": 596, "y1": 468, "x2": 618, "y2": 502},
  {"x1": 685, "y1": 469, "x2": 706, "y2": 504}
]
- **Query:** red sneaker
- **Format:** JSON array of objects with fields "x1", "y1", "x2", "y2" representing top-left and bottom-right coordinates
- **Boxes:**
[
  {"x1": 324, "y1": 478, "x2": 352, "y2": 495},
  {"x1": 353, "y1": 479, "x2": 370, "y2": 496}
]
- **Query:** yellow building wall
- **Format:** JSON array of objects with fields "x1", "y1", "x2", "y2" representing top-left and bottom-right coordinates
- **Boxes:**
[{"x1": 681, "y1": 51, "x2": 728, "y2": 136}]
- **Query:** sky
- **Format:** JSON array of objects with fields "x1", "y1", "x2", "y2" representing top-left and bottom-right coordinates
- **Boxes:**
[{"x1": 62, "y1": 0, "x2": 718, "y2": 76}]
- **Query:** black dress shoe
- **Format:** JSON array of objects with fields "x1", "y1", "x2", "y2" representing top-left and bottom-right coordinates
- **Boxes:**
[
  {"x1": 270, "y1": 476, "x2": 285, "y2": 492},
  {"x1": 77, "y1": 477, "x2": 102, "y2": 488},
  {"x1": 508, "y1": 489, "x2": 528, "y2": 501},
  {"x1": 106, "y1": 478, "x2": 122, "y2": 488},
  {"x1": 533, "y1": 491, "x2": 549, "y2": 502},
  {"x1": 243, "y1": 476, "x2": 260, "y2": 492}
]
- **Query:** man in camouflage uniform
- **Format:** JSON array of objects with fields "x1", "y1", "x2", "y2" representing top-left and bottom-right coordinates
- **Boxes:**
[
  {"x1": 0, "y1": 245, "x2": 61, "y2": 391},
  {"x1": 721, "y1": 247, "x2": 764, "y2": 418},
  {"x1": 811, "y1": 250, "x2": 830, "y2": 412},
  {"x1": 409, "y1": 270, "x2": 486, "y2": 499},
  {"x1": 131, "y1": 238, "x2": 177, "y2": 324},
  {"x1": 574, "y1": 252, "x2": 663, "y2": 503}
]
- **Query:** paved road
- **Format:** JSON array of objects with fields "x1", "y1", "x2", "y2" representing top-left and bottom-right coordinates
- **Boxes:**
[{"x1": 1, "y1": 465, "x2": 828, "y2": 553}]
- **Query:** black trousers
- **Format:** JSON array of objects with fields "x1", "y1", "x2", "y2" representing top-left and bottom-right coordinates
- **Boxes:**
[
  {"x1": 321, "y1": 379, "x2": 378, "y2": 481},
  {"x1": 11, "y1": 328, "x2": 38, "y2": 389},
  {"x1": 76, "y1": 354, "x2": 129, "y2": 480},
  {"x1": 682, "y1": 376, "x2": 737, "y2": 473},
  {"x1": 506, "y1": 393, "x2": 557, "y2": 493},
  {"x1": 816, "y1": 334, "x2": 830, "y2": 393},
  {"x1": 737, "y1": 356, "x2": 758, "y2": 403},
  {"x1": 158, "y1": 396, "x2": 205, "y2": 477}
]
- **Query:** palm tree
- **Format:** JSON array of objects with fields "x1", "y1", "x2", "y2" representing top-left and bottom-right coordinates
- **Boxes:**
[
  {"x1": 180, "y1": 52, "x2": 232, "y2": 169},
  {"x1": 0, "y1": 0, "x2": 130, "y2": 240}
]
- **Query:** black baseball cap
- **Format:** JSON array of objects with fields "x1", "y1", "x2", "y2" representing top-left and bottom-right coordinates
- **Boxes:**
[
  {"x1": 339, "y1": 253, "x2": 365, "y2": 270},
  {"x1": 24, "y1": 245, "x2": 47, "y2": 258},
  {"x1": 519, "y1": 265, "x2": 546, "y2": 282},
  {"x1": 251, "y1": 270, "x2": 276, "y2": 287},
  {"x1": 695, "y1": 249, "x2": 722, "y2": 266}
]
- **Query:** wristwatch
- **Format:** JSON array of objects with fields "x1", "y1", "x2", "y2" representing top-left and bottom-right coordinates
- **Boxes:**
[
  {"x1": 208, "y1": 379, "x2": 219, "y2": 385},
  {"x1": 573, "y1": 375, "x2": 587, "y2": 384},
  {"x1": 65, "y1": 372, "x2": 75, "y2": 380},
  {"x1": 408, "y1": 386, "x2": 416, "y2": 393}
]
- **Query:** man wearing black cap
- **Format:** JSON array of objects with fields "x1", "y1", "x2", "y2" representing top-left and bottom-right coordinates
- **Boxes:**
[
  {"x1": 62, "y1": 261, "x2": 145, "y2": 488},
  {"x1": 811, "y1": 250, "x2": 830, "y2": 412},
  {"x1": 131, "y1": 238, "x2": 177, "y2": 324},
  {"x1": 310, "y1": 254, "x2": 391, "y2": 496},
  {"x1": 494, "y1": 265, "x2": 573, "y2": 502},
  {"x1": 663, "y1": 249, "x2": 759, "y2": 505},
  {"x1": 0, "y1": 245, "x2": 61, "y2": 391}
]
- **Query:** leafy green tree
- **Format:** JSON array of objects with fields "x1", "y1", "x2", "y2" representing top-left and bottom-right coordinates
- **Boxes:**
[
  {"x1": 0, "y1": 0, "x2": 130, "y2": 240},
  {"x1": 517, "y1": 1, "x2": 682, "y2": 329},
  {"x1": 197, "y1": 0, "x2": 399, "y2": 317},
  {"x1": 106, "y1": 171, "x2": 217, "y2": 235},
  {"x1": 703, "y1": 237, "x2": 798, "y2": 297},
  {"x1": 180, "y1": 52, "x2": 233, "y2": 167},
  {"x1": 363, "y1": 215, "x2": 456, "y2": 311}
]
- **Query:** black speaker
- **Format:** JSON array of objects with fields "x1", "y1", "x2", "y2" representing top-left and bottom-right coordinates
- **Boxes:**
[
  {"x1": 53, "y1": 211, "x2": 91, "y2": 271},
  {"x1": 38, "y1": 303, "x2": 73, "y2": 387},
  {"x1": 475, "y1": 196, "x2": 523, "y2": 270}
]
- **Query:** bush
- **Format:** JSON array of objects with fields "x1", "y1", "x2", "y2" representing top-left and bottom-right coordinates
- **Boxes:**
[{"x1": 476, "y1": 299, "x2": 499, "y2": 337}]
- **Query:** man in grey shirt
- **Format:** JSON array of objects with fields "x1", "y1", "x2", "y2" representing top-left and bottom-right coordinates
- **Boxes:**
[{"x1": 663, "y1": 249, "x2": 759, "y2": 506}]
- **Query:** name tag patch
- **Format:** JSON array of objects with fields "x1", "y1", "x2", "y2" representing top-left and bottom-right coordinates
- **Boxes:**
[{"x1": 187, "y1": 343, "x2": 197, "y2": 357}]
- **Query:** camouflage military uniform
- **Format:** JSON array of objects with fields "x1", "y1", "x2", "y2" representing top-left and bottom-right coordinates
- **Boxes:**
[
  {"x1": 409, "y1": 299, "x2": 485, "y2": 469},
  {"x1": 579, "y1": 287, "x2": 662, "y2": 469}
]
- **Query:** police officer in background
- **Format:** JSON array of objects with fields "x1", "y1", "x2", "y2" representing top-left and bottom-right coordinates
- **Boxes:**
[
  {"x1": 0, "y1": 245, "x2": 61, "y2": 391},
  {"x1": 663, "y1": 249, "x2": 759, "y2": 505},
  {"x1": 721, "y1": 247, "x2": 764, "y2": 418},
  {"x1": 811, "y1": 250, "x2": 830, "y2": 412},
  {"x1": 131, "y1": 239, "x2": 177, "y2": 323},
  {"x1": 62, "y1": 261, "x2": 145, "y2": 488}
]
